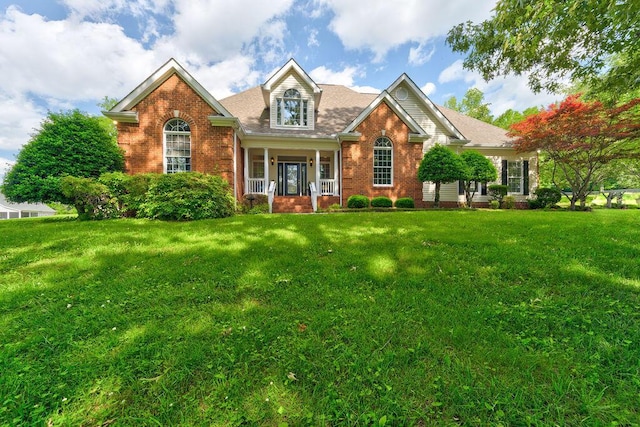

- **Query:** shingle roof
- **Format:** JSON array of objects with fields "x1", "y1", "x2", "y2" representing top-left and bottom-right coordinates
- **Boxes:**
[
  {"x1": 220, "y1": 83, "x2": 514, "y2": 148},
  {"x1": 220, "y1": 84, "x2": 376, "y2": 137},
  {"x1": 433, "y1": 105, "x2": 514, "y2": 148}
]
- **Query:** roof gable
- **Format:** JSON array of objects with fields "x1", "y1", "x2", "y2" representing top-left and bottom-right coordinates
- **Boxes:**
[
  {"x1": 261, "y1": 58, "x2": 322, "y2": 107},
  {"x1": 386, "y1": 73, "x2": 465, "y2": 140},
  {"x1": 343, "y1": 90, "x2": 428, "y2": 141},
  {"x1": 105, "y1": 58, "x2": 232, "y2": 123}
]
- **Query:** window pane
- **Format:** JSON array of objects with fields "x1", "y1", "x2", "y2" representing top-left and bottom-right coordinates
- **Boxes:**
[{"x1": 373, "y1": 137, "x2": 392, "y2": 185}]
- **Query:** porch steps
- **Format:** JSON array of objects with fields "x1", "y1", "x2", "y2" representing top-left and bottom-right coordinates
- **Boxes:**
[{"x1": 272, "y1": 196, "x2": 314, "y2": 214}]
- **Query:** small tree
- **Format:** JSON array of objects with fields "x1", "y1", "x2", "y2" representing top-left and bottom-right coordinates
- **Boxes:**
[
  {"x1": 460, "y1": 150, "x2": 497, "y2": 207},
  {"x1": 510, "y1": 95, "x2": 640, "y2": 210},
  {"x1": 2, "y1": 110, "x2": 124, "y2": 204},
  {"x1": 418, "y1": 144, "x2": 467, "y2": 207}
]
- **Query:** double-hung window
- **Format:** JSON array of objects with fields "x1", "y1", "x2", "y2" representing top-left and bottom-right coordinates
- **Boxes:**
[
  {"x1": 373, "y1": 137, "x2": 393, "y2": 186},
  {"x1": 276, "y1": 89, "x2": 308, "y2": 126},
  {"x1": 164, "y1": 119, "x2": 191, "y2": 173},
  {"x1": 502, "y1": 160, "x2": 529, "y2": 195}
]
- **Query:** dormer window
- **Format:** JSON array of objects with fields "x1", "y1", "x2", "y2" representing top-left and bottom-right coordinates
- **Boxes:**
[{"x1": 276, "y1": 89, "x2": 308, "y2": 126}]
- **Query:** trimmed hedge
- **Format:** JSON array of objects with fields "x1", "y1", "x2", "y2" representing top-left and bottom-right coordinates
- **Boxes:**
[
  {"x1": 140, "y1": 172, "x2": 234, "y2": 220},
  {"x1": 347, "y1": 195, "x2": 369, "y2": 209},
  {"x1": 394, "y1": 197, "x2": 415, "y2": 208},
  {"x1": 529, "y1": 187, "x2": 562, "y2": 209},
  {"x1": 371, "y1": 196, "x2": 392, "y2": 208}
]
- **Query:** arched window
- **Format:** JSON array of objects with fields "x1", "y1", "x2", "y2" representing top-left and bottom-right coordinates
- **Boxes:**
[
  {"x1": 373, "y1": 137, "x2": 393, "y2": 186},
  {"x1": 277, "y1": 88, "x2": 308, "y2": 126},
  {"x1": 164, "y1": 119, "x2": 191, "y2": 173}
]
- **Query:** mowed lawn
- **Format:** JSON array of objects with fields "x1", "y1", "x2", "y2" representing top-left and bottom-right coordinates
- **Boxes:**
[{"x1": 1, "y1": 210, "x2": 639, "y2": 426}]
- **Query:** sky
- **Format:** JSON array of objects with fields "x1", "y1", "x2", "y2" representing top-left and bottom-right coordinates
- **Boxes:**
[{"x1": 0, "y1": 0, "x2": 560, "y2": 180}]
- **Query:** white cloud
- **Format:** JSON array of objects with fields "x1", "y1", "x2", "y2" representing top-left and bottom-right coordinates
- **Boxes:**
[
  {"x1": 438, "y1": 60, "x2": 559, "y2": 116},
  {"x1": 59, "y1": 0, "x2": 171, "y2": 19},
  {"x1": 408, "y1": 43, "x2": 435, "y2": 66},
  {"x1": 309, "y1": 65, "x2": 379, "y2": 93},
  {"x1": 0, "y1": 6, "x2": 157, "y2": 102},
  {"x1": 157, "y1": 0, "x2": 294, "y2": 63},
  {"x1": 316, "y1": 0, "x2": 495, "y2": 61},
  {"x1": 0, "y1": 157, "x2": 15, "y2": 182},
  {"x1": 191, "y1": 55, "x2": 261, "y2": 99},
  {"x1": 0, "y1": 91, "x2": 45, "y2": 152},
  {"x1": 307, "y1": 28, "x2": 320, "y2": 47},
  {"x1": 421, "y1": 82, "x2": 436, "y2": 96}
]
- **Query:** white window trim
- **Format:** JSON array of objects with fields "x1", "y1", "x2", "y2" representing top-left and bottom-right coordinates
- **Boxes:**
[
  {"x1": 507, "y1": 160, "x2": 523, "y2": 194},
  {"x1": 373, "y1": 137, "x2": 393, "y2": 187},
  {"x1": 275, "y1": 88, "x2": 311, "y2": 129},
  {"x1": 163, "y1": 119, "x2": 191, "y2": 174}
]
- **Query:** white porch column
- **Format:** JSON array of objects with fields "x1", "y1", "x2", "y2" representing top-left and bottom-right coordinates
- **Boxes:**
[
  {"x1": 315, "y1": 150, "x2": 320, "y2": 194},
  {"x1": 263, "y1": 148, "x2": 269, "y2": 194},
  {"x1": 243, "y1": 146, "x2": 249, "y2": 195},
  {"x1": 334, "y1": 150, "x2": 339, "y2": 196}
]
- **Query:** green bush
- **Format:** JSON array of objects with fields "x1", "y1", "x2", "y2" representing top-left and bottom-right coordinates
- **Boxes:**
[
  {"x1": 139, "y1": 172, "x2": 234, "y2": 220},
  {"x1": 347, "y1": 195, "x2": 369, "y2": 209},
  {"x1": 488, "y1": 184, "x2": 508, "y2": 203},
  {"x1": 123, "y1": 174, "x2": 157, "y2": 217},
  {"x1": 371, "y1": 196, "x2": 392, "y2": 208},
  {"x1": 489, "y1": 200, "x2": 500, "y2": 209},
  {"x1": 529, "y1": 187, "x2": 562, "y2": 209},
  {"x1": 394, "y1": 197, "x2": 415, "y2": 208},
  {"x1": 240, "y1": 194, "x2": 268, "y2": 214},
  {"x1": 502, "y1": 195, "x2": 516, "y2": 209},
  {"x1": 60, "y1": 176, "x2": 119, "y2": 220}
]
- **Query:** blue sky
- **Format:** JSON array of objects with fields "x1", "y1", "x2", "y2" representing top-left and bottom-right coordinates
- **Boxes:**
[{"x1": 0, "y1": 0, "x2": 559, "y2": 178}]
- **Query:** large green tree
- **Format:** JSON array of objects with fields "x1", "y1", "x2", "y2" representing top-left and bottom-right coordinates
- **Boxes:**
[
  {"x1": 444, "y1": 88, "x2": 494, "y2": 124},
  {"x1": 460, "y1": 150, "x2": 498, "y2": 208},
  {"x1": 2, "y1": 110, "x2": 124, "y2": 204},
  {"x1": 418, "y1": 144, "x2": 467, "y2": 208},
  {"x1": 493, "y1": 106, "x2": 540, "y2": 130},
  {"x1": 447, "y1": 0, "x2": 640, "y2": 96}
]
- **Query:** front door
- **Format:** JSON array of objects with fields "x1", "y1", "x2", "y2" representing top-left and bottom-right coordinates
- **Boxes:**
[
  {"x1": 285, "y1": 163, "x2": 300, "y2": 195},
  {"x1": 277, "y1": 161, "x2": 307, "y2": 196}
]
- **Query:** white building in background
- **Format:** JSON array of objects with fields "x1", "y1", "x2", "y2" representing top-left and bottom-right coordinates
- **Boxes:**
[{"x1": 0, "y1": 194, "x2": 56, "y2": 219}]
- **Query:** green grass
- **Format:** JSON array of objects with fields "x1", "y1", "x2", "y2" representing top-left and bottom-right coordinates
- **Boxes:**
[{"x1": 1, "y1": 210, "x2": 639, "y2": 426}]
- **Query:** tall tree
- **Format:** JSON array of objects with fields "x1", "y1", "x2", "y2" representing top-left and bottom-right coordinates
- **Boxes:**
[
  {"x1": 446, "y1": 0, "x2": 640, "y2": 96},
  {"x1": 493, "y1": 106, "x2": 540, "y2": 130},
  {"x1": 444, "y1": 88, "x2": 493, "y2": 123},
  {"x1": 509, "y1": 95, "x2": 640, "y2": 210},
  {"x1": 418, "y1": 144, "x2": 467, "y2": 208},
  {"x1": 2, "y1": 110, "x2": 124, "y2": 204},
  {"x1": 460, "y1": 150, "x2": 498, "y2": 208}
]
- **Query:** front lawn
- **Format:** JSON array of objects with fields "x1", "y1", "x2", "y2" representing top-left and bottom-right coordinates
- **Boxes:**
[{"x1": 1, "y1": 210, "x2": 639, "y2": 425}]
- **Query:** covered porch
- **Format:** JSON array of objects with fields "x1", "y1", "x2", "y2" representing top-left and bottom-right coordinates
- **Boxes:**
[{"x1": 243, "y1": 143, "x2": 341, "y2": 212}]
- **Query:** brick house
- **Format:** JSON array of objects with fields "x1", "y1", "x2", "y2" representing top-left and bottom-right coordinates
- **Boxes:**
[{"x1": 105, "y1": 58, "x2": 536, "y2": 212}]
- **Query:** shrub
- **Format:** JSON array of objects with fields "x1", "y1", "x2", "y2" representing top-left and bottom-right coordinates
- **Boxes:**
[
  {"x1": 347, "y1": 195, "x2": 369, "y2": 209},
  {"x1": 531, "y1": 187, "x2": 562, "y2": 208},
  {"x1": 371, "y1": 196, "x2": 392, "y2": 208},
  {"x1": 488, "y1": 184, "x2": 508, "y2": 203},
  {"x1": 502, "y1": 195, "x2": 516, "y2": 209},
  {"x1": 60, "y1": 176, "x2": 119, "y2": 220},
  {"x1": 328, "y1": 203, "x2": 342, "y2": 211},
  {"x1": 240, "y1": 194, "x2": 268, "y2": 214},
  {"x1": 139, "y1": 172, "x2": 234, "y2": 220},
  {"x1": 123, "y1": 174, "x2": 158, "y2": 217},
  {"x1": 489, "y1": 200, "x2": 500, "y2": 209},
  {"x1": 394, "y1": 197, "x2": 415, "y2": 209}
]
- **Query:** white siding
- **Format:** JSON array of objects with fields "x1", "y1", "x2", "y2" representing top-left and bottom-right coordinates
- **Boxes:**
[{"x1": 270, "y1": 72, "x2": 315, "y2": 130}]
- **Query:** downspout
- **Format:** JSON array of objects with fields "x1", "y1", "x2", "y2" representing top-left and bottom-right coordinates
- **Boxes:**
[
  {"x1": 339, "y1": 144, "x2": 343, "y2": 207},
  {"x1": 233, "y1": 129, "x2": 238, "y2": 210}
]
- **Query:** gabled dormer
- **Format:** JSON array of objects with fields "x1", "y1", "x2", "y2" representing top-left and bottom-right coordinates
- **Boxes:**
[{"x1": 261, "y1": 59, "x2": 322, "y2": 131}]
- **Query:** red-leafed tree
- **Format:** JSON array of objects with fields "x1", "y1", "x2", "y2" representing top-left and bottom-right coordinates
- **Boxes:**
[{"x1": 509, "y1": 95, "x2": 640, "y2": 210}]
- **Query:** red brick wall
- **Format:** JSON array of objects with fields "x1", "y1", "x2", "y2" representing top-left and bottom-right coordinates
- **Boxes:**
[
  {"x1": 341, "y1": 101, "x2": 425, "y2": 206},
  {"x1": 116, "y1": 73, "x2": 236, "y2": 185}
]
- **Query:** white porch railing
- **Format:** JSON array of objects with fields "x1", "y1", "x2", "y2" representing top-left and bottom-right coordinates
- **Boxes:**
[
  {"x1": 319, "y1": 179, "x2": 336, "y2": 195},
  {"x1": 309, "y1": 182, "x2": 318, "y2": 212},
  {"x1": 268, "y1": 181, "x2": 276, "y2": 213},
  {"x1": 247, "y1": 178, "x2": 266, "y2": 194}
]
